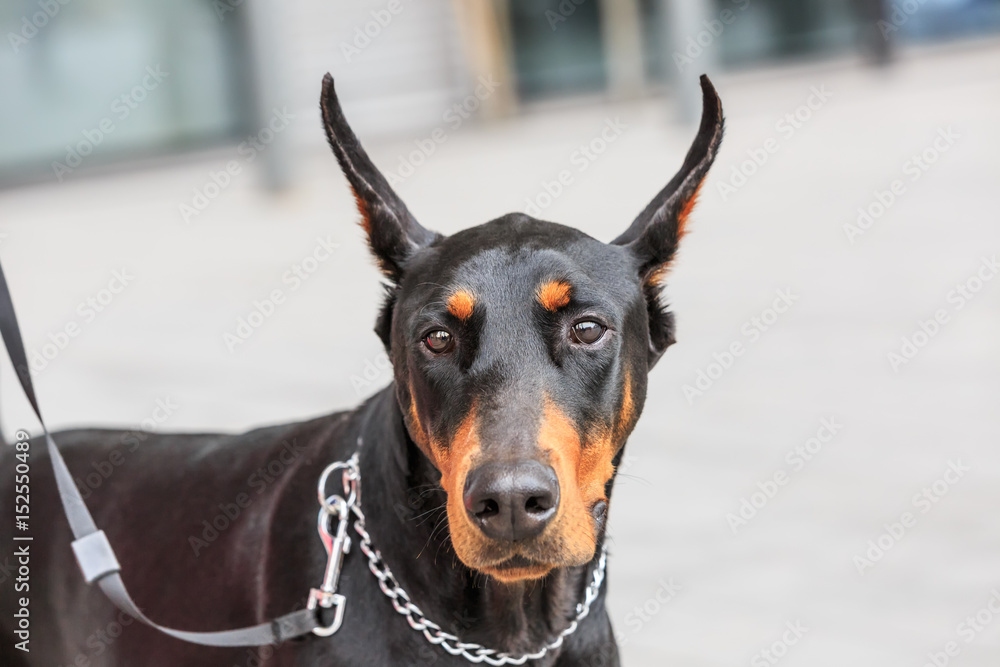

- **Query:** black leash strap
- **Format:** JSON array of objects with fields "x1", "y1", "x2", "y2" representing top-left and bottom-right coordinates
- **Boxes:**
[{"x1": 0, "y1": 260, "x2": 320, "y2": 646}]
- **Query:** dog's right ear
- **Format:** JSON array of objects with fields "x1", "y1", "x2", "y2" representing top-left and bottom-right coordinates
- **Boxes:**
[{"x1": 321, "y1": 73, "x2": 439, "y2": 283}]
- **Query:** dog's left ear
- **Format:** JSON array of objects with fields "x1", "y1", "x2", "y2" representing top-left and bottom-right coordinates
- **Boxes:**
[
  {"x1": 320, "y1": 73, "x2": 439, "y2": 283},
  {"x1": 612, "y1": 74, "x2": 724, "y2": 367}
]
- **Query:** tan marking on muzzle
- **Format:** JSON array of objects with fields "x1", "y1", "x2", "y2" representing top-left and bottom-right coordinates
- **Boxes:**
[
  {"x1": 614, "y1": 368, "x2": 634, "y2": 440},
  {"x1": 406, "y1": 382, "x2": 435, "y2": 466},
  {"x1": 439, "y1": 407, "x2": 486, "y2": 565},
  {"x1": 536, "y1": 399, "x2": 602, "y2": 564}
]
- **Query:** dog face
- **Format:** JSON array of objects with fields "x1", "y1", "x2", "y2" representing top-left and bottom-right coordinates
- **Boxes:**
[{"x1": 320, "y1": 74, "x2": 723, "y2": 582}]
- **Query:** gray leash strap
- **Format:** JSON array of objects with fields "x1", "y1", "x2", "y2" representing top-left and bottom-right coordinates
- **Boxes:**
[{"x1": 0, "y1": 260, "x2": 320, "y2": 646}]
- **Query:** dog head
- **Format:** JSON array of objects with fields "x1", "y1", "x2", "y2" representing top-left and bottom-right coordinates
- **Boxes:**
[{"x1": 321, "y1": 74, "x2": 723, "y2": 582}]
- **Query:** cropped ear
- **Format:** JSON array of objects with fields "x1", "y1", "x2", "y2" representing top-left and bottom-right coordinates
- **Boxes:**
[
  {"x1": 613, "y1": 74, "x2": 724, "y2": 366},
  {"x1": 320, "y1": 73, "x2": 440, "y2": 282}
]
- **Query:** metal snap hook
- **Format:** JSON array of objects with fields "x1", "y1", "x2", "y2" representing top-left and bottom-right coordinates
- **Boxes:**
[
  {"x1": 309, "y1": 454, "x2": 360, "y2": 638},
  {"x1": 307, "y1": 590, "x2": 346, "y2": 637},
  {"x1": 308, "y1": 498, "x2": 352, "y2": 637}
]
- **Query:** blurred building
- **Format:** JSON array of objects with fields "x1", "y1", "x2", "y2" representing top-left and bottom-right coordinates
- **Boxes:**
[{"x1": 2, "y1": 0, "x2": 999, "y2": 187}]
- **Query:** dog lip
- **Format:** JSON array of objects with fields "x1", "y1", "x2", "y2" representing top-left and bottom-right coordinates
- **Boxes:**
[
  {"x1": 488, "y1": 554, "x2": 547, "y2": 570},
  {"x1": 480, "y1": 555, "x2": 555, "y2": 582}
]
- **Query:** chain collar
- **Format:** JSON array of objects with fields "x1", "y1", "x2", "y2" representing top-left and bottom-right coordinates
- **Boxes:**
[{"x1": 308, "y1": 453, "x2": 609, "y2": 665}]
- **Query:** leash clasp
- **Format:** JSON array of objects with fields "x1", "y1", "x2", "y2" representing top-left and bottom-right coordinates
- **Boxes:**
[
  {"x1": 309, "y1": 456, "x2": 360, "y2": 637},
  {"x1": 307, "y1": 588, "x2": 346, "y2": 637}
]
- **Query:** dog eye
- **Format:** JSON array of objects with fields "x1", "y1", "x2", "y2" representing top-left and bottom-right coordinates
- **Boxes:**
[
  {"x1": 424, "y1": 330, "x2": 454, "y2": 353},
  {"x1": 570, "y1": 320, "x2": 605, "y2": 345}
]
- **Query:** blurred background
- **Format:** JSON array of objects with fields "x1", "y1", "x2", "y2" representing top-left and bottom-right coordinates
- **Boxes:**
[{"x1": 1, "y1": 1, "x2": 998, "y2": 665}]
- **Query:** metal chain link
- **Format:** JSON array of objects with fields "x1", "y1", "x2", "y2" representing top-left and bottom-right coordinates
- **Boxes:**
[{"x1": 315, "y1": 454, "x2": 608, "y2": 666}]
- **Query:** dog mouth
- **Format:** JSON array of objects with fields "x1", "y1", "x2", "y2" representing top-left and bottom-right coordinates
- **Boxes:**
[
  {"x1": 491, "y1": 554, "x2": 544, "y2": 570},
  {"x1": 446, "y1": 493, "x2": 607, "y2": 582},
  {"x1": 480, "y1": 554, "x2": 554, "y2": 582}
]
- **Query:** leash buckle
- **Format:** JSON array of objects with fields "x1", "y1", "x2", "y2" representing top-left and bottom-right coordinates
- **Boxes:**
[
  {"x1": 309, "y1": 457, "x2": 359, "y2": 637},
  {"x1": 307, "y1": 589, "x2": 346, "y2": 637}
]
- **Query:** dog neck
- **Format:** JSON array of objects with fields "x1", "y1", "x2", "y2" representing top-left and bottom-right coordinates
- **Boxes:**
[{"x1": 350, "y1": 384, "x2": 603, "y2": 656}]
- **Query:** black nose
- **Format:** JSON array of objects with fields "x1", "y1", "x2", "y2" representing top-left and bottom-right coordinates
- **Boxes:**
[{"x1": 463, "y1": 461, "x2": 560, "y2": 542}]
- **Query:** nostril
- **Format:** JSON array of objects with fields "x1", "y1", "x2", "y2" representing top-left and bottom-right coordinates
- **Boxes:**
[
  {"x1": 524, "y1": 494, "x2": 553, "y2": 515},
  {"x1": 475, "y1": 498, "x2": 500, "y2": 518}
]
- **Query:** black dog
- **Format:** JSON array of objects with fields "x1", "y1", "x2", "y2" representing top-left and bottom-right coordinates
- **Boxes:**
[{"x1": 0, "y1": 73, "x2": 723, "y2": 666}]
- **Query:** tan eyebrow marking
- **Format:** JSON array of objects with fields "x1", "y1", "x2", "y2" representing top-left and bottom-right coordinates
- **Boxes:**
[
  {"x1": 537, "y1": 280, "x2": 572, "y2": 312},
  {"x1": 447, "y1": 290, "x2": 475, "y2": 321}
]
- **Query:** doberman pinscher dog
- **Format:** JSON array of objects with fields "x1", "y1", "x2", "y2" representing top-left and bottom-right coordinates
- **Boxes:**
[{"x1": 0, "y1": 73, "x2": 723, "y2": 666}]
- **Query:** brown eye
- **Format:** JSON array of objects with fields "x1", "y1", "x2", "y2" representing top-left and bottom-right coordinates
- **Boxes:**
[
  {"x1": 424, "y1": 330, "x2": 454, "y2": 353},
  {"x1": 571, "y1": 320, "x2": 605, "y2": 345}
]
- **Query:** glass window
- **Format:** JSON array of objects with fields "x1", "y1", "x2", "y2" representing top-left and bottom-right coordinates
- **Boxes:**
[{"x1": 0, "y1": 0, "x2": 254, "y2": 184}]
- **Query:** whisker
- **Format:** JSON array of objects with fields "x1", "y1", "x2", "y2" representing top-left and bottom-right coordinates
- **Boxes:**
[
  {"x1": 411, "y1": 502, "x2": 447, "y2": 525},
  {"x1": 417, "y1": 513, "x2": 450, "y2": 559},
  {"x1": 614, "y1": 472, "x2": 652, "y2": 487}
]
